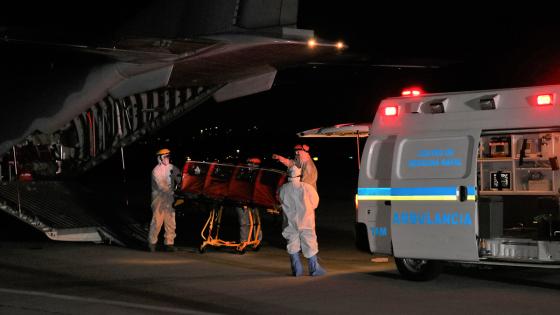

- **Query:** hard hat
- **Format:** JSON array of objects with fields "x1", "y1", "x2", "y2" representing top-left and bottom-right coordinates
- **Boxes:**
[
  {"x1": 156, "y1": 148, "x2": 171, "y2": 156},
  {"x1": 293, "y1": 144, "x2": 310, "y2": 152},
  {"x1": 247, "y1": 157, "x2": 261, "y2": 165}
]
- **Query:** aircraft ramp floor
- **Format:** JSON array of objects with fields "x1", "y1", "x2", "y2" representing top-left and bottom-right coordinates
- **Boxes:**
[{"x1": 0, "y1": 181, "x2": 147, "y2": 247}]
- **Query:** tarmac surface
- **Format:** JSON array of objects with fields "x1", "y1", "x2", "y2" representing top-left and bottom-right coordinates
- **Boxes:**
[{"x1": 2, "y1": 196, "x2": 560, "y2": 314}]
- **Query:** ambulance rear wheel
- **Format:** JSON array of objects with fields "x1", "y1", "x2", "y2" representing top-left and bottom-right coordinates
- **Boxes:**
[{"x1": 395, "y1": 258, "x2": 442, "y2": 281}]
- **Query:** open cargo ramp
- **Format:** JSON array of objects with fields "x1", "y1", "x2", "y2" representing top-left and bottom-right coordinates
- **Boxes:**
[{"x1": 0, "y1": 181, "x2": 147, "y2": 247}]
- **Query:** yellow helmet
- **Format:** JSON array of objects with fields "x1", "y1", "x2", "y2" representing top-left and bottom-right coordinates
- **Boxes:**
[{"x1": 156, "y1": 148, "x2": 171, "y2": 156}]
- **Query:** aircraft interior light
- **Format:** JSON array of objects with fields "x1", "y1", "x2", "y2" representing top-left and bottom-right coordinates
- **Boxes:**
[{"x1": 307, "y1": 38, "x2": 317, "y2": 48}]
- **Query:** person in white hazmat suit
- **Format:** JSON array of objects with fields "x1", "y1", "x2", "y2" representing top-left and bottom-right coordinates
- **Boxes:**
[
  {"x1": 279, "y1": 165, "x2": 326, "y2": 276},
  {"x1": 273, "y1": 144, "x2": 318, "y2": 191},
  {"x1": 148, "y1": 148, "x2": 181, "y2": 252}
]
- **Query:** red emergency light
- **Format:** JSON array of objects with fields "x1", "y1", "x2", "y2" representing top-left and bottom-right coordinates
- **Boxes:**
[
  {"x1": 383, "y1": 105, "x2": 398, "y2": 116},
  {"x1": 536, "y1": 94, "x2": 553, "y2": 106},
  {"x1": 401, "y1": 87, "x2": 423, "y2": 97}
]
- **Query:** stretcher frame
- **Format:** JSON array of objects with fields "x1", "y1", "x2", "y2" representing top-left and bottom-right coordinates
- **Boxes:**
[
  {"x1": 178, "y1": 161, "x2": 285, "y2": 254},
  {"x1": 199, "y1": 204, "x2": 262, "y2": 254}
]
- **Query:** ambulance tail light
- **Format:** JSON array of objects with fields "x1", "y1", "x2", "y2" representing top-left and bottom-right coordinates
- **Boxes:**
[
  {"x1": 383, "y1": 105, "x2": 398, "y2": 117},
  {"x1": 355, "y1": 194, "x2": 359, "y2": 210},
  {"x1": 536, "y1": 94, "x2": 554, "y2": 106}
]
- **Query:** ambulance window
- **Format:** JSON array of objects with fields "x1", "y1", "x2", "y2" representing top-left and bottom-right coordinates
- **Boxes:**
[
  {"x1": 396, "y1": 136, "x2": 475, "y2": 179},
  {"x1": 366, "y1": 137, "x2": 396, "y2": 180}
]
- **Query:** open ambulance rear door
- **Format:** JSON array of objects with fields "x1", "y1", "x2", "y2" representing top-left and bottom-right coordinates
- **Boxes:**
[{"x1": 390, "y1": 129, "x2": 481, "y2": 261}]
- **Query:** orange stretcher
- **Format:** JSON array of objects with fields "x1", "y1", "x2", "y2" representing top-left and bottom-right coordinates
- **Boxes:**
[{"x1": 178, "y1": 161, "x2": 286, "y2": 253}]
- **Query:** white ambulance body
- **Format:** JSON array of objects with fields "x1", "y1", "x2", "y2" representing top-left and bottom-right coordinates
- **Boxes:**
[{"x1": 356, "y1": 85, "x2": 560, "y2": 280}]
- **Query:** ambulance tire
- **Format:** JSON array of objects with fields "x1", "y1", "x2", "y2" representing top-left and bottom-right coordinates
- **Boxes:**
[
  {"x1": 394, "y1": 258, "x2": 442, "y2": 281},
  {"x1": 354, "y1": 223, "x2": 372, "y2": 253}
]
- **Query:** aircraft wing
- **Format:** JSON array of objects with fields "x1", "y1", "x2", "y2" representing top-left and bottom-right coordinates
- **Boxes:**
[{"x1": 0, "y1": 0, "x2": 344, "y2": 158}]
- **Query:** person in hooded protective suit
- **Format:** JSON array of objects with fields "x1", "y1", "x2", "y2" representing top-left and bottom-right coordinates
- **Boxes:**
[
  {"x1": 278, "y1": 165, "x2": 326, "y2": 276},
  {"x1": 148, "y1": 149, "x2": 181, "y2": 252},
  {"x1": 273, "y1": 144, "x2": 318, "y2": 191}
]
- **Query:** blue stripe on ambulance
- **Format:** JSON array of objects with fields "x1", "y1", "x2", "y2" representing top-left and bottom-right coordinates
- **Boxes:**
[{"x1": 357, "y1": 186, "x2": 476, "y2": 201}]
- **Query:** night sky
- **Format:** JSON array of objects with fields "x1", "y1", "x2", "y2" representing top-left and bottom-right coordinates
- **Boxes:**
[{"x1": 5, "y1": 2, "x2": 560, "y2": 199}]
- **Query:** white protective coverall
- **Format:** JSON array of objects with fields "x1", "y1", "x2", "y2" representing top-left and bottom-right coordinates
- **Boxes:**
[
  {"x1": 149, "y1": 159, "x2": 180, "y2": 246},
  {"x1": 279, "y1": 165, "x2": 320, "y2": 258}
]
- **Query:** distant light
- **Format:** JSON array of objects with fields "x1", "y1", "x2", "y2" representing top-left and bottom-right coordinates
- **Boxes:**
[
  {"x1": 336, "y1": 41, "x2": 344, "y2": 49},
  {"x1": 537, "y1": 94, "x2": 553, "y2": 106},
  {"x1": 348, "y1": 156, "x2": 354, "y2": 160},
  {"x1": 307, "y1": 38, "x2": 317, "y2": 48},
  {"x1": 384, "y1": 105, "x2": 398, "y2": 117},
  {"x1": 313, "y1": 157, "x2": 319, "y2": 161},
  {"x1": 236, "y1": 149, "x2": 240, "y2": 153}
]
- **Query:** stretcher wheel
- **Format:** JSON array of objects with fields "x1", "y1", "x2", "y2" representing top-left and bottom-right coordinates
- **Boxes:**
[
  {"x1": 252, "y1": 244, "x2": 262, "y2": 251},
  {"x1": 236, "y1": 248, "x2": 246, "y2": 255},
  {"x1": 198, "y1": 245, "x2": 206, "y2": 254}
]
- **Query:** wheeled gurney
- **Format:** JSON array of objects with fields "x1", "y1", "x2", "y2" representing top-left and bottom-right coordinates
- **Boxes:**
[{"x1": 178, "y1": 161, "x2": 286, "y2": 253}]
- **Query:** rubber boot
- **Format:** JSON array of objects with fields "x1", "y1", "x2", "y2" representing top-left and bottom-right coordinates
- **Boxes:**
[
  {"x1": 289, "y1": 253, "x2": 304, "y2": 277},
  {"x1": 308, "y1": 255, "x2": 326, "y2": 276}
]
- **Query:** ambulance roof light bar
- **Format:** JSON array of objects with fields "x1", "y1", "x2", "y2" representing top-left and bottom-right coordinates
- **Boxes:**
[{"x1": 401, "y1": 87, "x2": 423, "y2": 97}]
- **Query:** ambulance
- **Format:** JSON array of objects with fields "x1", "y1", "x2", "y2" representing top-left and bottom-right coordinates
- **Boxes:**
[{"x1": 301, "y1": 85, "x2": 560, "y2": 280}]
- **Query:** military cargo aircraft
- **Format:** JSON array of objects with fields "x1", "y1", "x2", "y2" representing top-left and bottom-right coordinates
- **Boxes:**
[{"x1": 0, "y1": 0, "x2": 343, "y2": 245}]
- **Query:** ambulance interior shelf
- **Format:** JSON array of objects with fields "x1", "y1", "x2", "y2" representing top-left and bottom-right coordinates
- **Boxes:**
[{"x1": 478, "y1": 132, "x2": 560, "y2": 195}]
